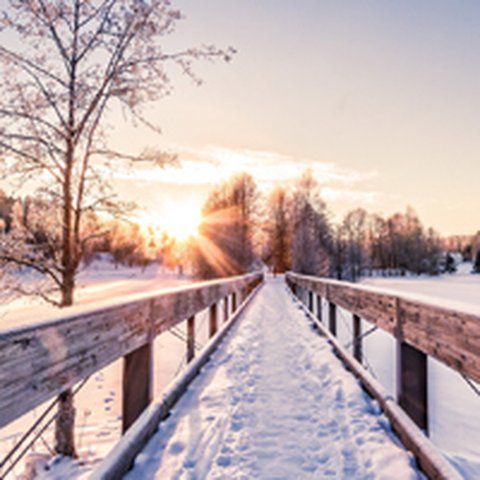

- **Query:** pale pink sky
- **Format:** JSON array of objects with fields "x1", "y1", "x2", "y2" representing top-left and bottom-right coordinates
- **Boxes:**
[{"x1": 106, "y1": 1, "x2": 480, "y2": 236}]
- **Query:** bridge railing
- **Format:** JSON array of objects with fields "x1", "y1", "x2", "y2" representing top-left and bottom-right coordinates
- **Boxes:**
[
  {"x1": 286, "y1": 272, "x2": 479, "y2": 434},
  {"x1": 0, "y1": 272, "x2": 263, "y2": 456}
]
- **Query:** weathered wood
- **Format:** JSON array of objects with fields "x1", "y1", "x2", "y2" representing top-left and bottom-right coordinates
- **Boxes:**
[
  {"x1": 223, "y1": 297, "x2": 229, "y2": 323},
  {"x1": 91, "y1": 278, "x2": 264, "y2": 480},
  {"x1": 397, "y1": 341, "x2": 428, "y2": 433},
  {"x1": 329, "y1": 302, "x2": 337, "y2": 336},
  {"x1": 209, "y1": 303, "x2": 218, "y2": 337},
  {"x1": 122, "y1": 342, "x2": 153, "y2": 433},
  {"x1": 353, "y1": 314, "x2": 362, "y2": 363},
  {"x1": 232, "y1": 292, "x2": 237, "y2": 312},
  {"x1": 187, "y1": 316, "x2": 195, "y2": 363},
  {"x1": 286, "y1": 272, "x2": 480, "y2": 384},
  {"x1": 316, "y1": 295, "x2": 322, "y2": 322},
  {"x1": 0, "y1": 272, "x2": 263, "y2": 428}
]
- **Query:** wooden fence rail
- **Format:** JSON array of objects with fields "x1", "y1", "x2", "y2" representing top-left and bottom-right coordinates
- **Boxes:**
[
  {"x1": 0, "y1": 272, "x2": 263, "y2": 436},
  {"x1": 286, "y1": 272, "x2": 480, "y2": 434}
]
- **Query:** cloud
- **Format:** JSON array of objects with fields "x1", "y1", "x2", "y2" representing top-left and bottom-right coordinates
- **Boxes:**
[{"x1": 114, "y1": 144, "x2": 378, "y2": 189}]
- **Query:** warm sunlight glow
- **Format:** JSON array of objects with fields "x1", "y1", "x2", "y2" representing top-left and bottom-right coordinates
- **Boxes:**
[
  {"x1": 163, "y1": 203, "x2": 202, "y2": 241},
  {"x1": 136, "y1": 203, "x2": 202, "y2": 242}
]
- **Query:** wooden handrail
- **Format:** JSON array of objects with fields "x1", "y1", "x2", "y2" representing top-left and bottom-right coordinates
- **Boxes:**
[
  {"x1": 0, "y1": 272, "x2": 263, "y2": 429},
  {"x1": 286, "y1": 271, "x2": 468, "y2": 480},
  {"x1": 286, "y1": 272, "x2": 480, "y2": 384}
]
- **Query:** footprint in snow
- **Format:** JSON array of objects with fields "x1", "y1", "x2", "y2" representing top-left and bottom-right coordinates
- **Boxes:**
[{"x1": 169, "y1": 441, "x2": 185, "y2": 455}]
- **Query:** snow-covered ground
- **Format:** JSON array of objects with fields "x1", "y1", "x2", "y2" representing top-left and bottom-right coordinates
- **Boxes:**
[
  {"x1": 0, "y1": 256, "x2": 190, "y2": 331},
  {"x1": 125, "y1": 279, "x2": 421, "y2": 479},
  {"x1": 2, "y1": 262, "x2": 479, "y2": 478},
  {"x1": 0, "y1": 258, "x2": 194, "y2": 479}
]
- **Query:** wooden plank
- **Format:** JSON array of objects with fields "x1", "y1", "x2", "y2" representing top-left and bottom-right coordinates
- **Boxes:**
[
  {"x1": 353, "y1": 314, "x2": 362, "y2": 363},
  {"x1": 187, "y1": 316, "x2": 195, "y2": 363},
  {"x1": 397, "y1": 341, "x2": 428, "y2": 433},
  {"x1": 209, "y1": 303, "x2": 218, "y2": 337},
  {"x1": 329, "y1": 302, "x2": 337, "y2": 336},
  {"x1": 0, "y1": 273, "x2": 263, "y2": 428},
  {"x1": 398, "y1": 298, "x2": 480, "y2": 384},
  {"x1": 122, "y1": 342, "x2": 153, "y2": 433},
  {"x1": 286, "y1": 272, "x2": 480, "y2": 384},
  {"x1": 316, "y1": 295, "x2": 322, "y2": 322}
]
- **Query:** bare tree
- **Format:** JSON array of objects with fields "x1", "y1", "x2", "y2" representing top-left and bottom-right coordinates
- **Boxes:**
[
  {"x1": 290, "y1": 170, "x2": 331, "y2": 276},
  {"x1": 194, "y1": 173, "x2": 258, "y2": 279},
  {"x1": 0, "y1": 0, "x2": 233, "y2": 456},
  {"x1": 264, "y1": 185, "x2": 291, "y2": 273}
]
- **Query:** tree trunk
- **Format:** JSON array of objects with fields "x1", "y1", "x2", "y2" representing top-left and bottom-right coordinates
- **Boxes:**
[
  {"x1": 54, "y1": 389, "x2": 76, "y2": 457},
  {"x1": 54, "y1": 268, "x2": 77, "y2": 457}
]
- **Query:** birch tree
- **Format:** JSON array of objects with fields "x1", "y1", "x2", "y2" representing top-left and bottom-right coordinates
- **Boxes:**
[{"x1": 0, "y1": 0, "x2": 233, "y2": 456}]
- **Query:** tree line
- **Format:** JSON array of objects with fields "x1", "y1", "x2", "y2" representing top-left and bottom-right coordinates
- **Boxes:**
[{"x1": 189, "y1": 171, "x2": 473, "y2": 281}]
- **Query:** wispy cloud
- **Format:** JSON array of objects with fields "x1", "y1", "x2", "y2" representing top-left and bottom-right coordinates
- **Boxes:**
[{"x1": 115, "y1": 144, "x2": 378, "y2": 188}]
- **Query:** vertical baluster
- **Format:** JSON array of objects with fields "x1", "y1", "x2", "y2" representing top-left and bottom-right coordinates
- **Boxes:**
[
  {"x1": 329, "y1": 302, "x2": 337, "y2": 336},
  {"x1": 353, "y1": 314, "x2": 362, "y2": 363},
  {"x1": 187, "y1": 315, "x2": 195, "y2": 362},
  {"x1": 209, "y1": 303, "x2": 218, "y2": 337}
]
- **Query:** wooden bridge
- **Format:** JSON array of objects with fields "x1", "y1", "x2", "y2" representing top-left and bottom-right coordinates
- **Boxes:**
[{"x1": 0, "y1": 272, "x2": 478, "y2": 479}]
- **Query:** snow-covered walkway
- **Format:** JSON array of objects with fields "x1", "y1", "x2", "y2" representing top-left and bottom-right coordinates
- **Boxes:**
[{"x1": 125, "y1": 278, "x2": 421, "y2": 479}]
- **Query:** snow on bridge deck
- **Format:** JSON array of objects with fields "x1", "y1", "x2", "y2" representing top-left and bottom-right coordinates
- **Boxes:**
[{"x1": 125, "y1": 278, "x2": 421, "y2": 479}]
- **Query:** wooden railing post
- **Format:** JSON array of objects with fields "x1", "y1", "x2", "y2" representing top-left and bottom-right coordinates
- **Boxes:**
[
  {"x1": 209, "y1": 303, "x2": 218, "y2": 337},
  {"x1": 187, "y1": 315, "x2": 195, "y2": 362},
  {"x1": 232, "y1": 292, "x2": 237, "y2": 312},
  {"x1": 122, "y1": 342, "x2": 152, "y2": 433},
  {"x1": 397, "y1": 340, "x2": 428, "y2": 433},
  {"x1": 308, "y1": 291, "x2": 314, "y2": 312},
  {"x1": 353, "y1": 314, "x2": 362, "y2": 363},
  {"x1": 316, "y1": 295, "x2": 322, "y2": 322},
  {"x1": 224, "y1": 296, "x2": 229, "y2": 322},
  {"x1": 329, "y1": 302, "x2": 337, "y2": 336}
]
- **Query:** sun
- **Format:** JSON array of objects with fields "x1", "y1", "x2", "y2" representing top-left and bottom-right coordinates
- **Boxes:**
[
  {"x1": 162, "y1": 204, "x2": 202, "y2": 241},
  {"x1": 136, "y1": 203, "x2": 202, "y2": 242}
]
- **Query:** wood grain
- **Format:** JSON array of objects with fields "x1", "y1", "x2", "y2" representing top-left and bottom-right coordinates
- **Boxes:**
[
  {"x1": 286, "y1": 272, "x2": 480, "y2": 383},
  {"x1": 0, "y1": 273, "x2": 263, "y2": 428}
]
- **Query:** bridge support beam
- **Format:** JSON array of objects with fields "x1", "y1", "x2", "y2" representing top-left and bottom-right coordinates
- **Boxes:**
[
  {"x1": 209, "y1": 303, "x2": 218, "y2": 337},
  {"x1": 122, "y1": 342, "x2": 152, "y2": 433},
  {"x1": 329, "y1": 302, "x2": 337, "y2": 336},
  {"x1": 187, "y1": 315, "x2": 195, "y2": 362},
  {"x1": 353, "y1": 314, "x2": 362, "y2": 363},
  {"x1": 397, "y1": 341, "x2": 428, "y2": 433}
]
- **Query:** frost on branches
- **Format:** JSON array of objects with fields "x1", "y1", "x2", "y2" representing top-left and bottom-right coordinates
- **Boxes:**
[
  {"x1": 0, "y1": 0, "x2": 234, "y2": 457},
  {"x1": 0, "y1": 0, "x2": 234, "y2": 307}
]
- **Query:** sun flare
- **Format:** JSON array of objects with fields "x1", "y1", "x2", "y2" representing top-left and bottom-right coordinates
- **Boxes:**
[{"x1": 136, "y1": 203, "x2": 202, "y2": 242}]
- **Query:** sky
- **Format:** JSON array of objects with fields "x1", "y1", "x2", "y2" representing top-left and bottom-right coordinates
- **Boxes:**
[{"x1": 10, "y1": 0, "x2": 480, "y2": 236}]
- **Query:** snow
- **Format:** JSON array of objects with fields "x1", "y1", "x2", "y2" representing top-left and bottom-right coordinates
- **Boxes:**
[
  {"x1": 2, "y1": 262, "x2": 479, "y2": 478},
  {"x1": 124, "y1": 278, "x2": 421, "y2": 479},
  {"x1": 0, "y1": 258, "x2": 193, "y2": 479},
  {"x1": 0, "y1": 256, "x2": 189, "y2": 331},
  {"x1": 359, "y1": 263, "x2": 480, "y2": 478}
]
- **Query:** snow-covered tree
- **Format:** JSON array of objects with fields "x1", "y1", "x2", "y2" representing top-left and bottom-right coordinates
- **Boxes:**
[{"x1": 0, "y1": 0, "x2": 233, "y2": 456}]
